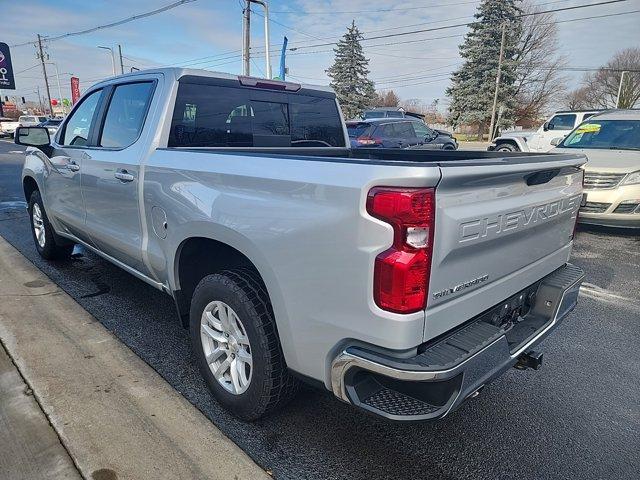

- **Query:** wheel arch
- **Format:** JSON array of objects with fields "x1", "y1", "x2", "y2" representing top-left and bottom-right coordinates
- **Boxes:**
[
  {"x1": 171, "y1": 234, "x2": 284, "y2": 331},
  {"x1": 23, "y1": 175, "x2": 39, "y2": 202},
  {"x1": 491, "y1": 137, "x2": 526, "y2": 152}
]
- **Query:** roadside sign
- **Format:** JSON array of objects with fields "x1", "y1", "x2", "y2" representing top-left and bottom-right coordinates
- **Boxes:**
[
  {"x1": 0, "y1": 42, "x2": 16, "y2": 90},
  {"x1": 70, "y1": 76, "x2": 80, "y2": 104}
]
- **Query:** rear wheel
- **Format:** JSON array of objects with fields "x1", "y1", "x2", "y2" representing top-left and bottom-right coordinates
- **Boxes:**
[
  {"x1": 494, "y1": 142, "x2": 518, "y2": 152},
  {"x1": 189, "y1": 269, "x2": 299, "y2": 420},
  {"x1": 28, "y1": 190, "x2": 74, "y2": 260}
]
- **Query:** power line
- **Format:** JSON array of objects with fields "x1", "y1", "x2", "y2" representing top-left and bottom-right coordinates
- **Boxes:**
[
  {"x1": 10, "y1": 0, "x2": 198, "y2": 47},
  {"x1": 271, "y1": 0, "x2": 481, "y2": 15},
  {"x1": 290, "y1": 0, "x2": 630, "y2": 50}
]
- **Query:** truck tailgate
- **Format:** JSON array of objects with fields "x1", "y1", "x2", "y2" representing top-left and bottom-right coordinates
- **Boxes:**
[{"x1": 424, "y1": 155, "x2": 585, "y2": 342}]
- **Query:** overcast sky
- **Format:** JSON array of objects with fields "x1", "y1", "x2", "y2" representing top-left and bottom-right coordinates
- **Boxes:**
[{"x1": 2, "y1": 0, "x2": 639, "y2": 109}]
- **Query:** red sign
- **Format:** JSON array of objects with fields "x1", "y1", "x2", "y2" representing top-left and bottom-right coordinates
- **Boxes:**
[{"x1": 70, "y1": 77, "x2": 80, "y2": 104}]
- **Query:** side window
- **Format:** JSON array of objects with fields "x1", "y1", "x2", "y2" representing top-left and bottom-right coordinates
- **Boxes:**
[
  {"x1": 62, "y1": 89, "x2": 102, "y2": 146},
  {"x1": 393, "y1": 122, "x2": 416, "y2": 139},
  {"x1": 412, "y1": 121, "x2": 433, "y2": 138},
  {"x1": 548, "y1": 114, "x2": 576, "y2": 130},
  {"x1": 100, "y1": 82, "x2": 154, "y2": 148},
  {"x1": 378, "y1": 124, "x2": 395, "y2": 137}
]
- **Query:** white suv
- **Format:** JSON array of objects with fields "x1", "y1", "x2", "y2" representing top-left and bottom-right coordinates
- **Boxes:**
[{"x1": 489, "y1": 110, "x2": 600, "y2": 153}]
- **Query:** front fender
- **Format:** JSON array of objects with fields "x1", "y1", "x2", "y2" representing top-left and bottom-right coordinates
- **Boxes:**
[{"x1": 21, "y1": 147, "x2": 49, "y2": 200}]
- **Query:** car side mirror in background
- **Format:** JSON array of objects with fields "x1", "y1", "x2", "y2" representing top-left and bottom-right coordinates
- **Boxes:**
[
  {"x1": 15, "y1": 126, "x2": 50, "y2": 147},
  {"x1": 542, "y1": 122, "x2": 550, "y2": 132},
  {"x1": 550, "y1": 137, "x2": 563, "y2": 146}
]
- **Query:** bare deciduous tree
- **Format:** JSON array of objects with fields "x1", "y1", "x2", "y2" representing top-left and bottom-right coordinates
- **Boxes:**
[
  {"x1": 375, "y1": 90, "x2": 400, "y2": 107},
  {"x1": 513, "y1": 2, "x2": 567, "y2": 127},
  {"x1": 565, "y1": 86, "x2": 592, "y2": 110},
  {"x1": 582, "y1": 48, "x2": 640, "y2": 109}
]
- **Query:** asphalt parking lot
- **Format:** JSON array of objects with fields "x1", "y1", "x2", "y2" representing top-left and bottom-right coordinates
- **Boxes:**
[{"x1": 1, "y1": 139, "x2": 638, "y2": 480}]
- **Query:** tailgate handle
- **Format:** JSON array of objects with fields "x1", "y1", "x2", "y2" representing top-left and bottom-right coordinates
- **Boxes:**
[{"x1": 525, "y1": 169, "x2": 560, "y2": 186}]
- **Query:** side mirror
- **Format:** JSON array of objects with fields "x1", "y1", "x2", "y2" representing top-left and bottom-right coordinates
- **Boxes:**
[
  {"x1": 542, "y1": 122, "x2": 549, "y2": 132},
  {"x1": 550, "y1": 137, "x2": 563, "y2": 146},
  {"x1": 15, "y1": 126, "x2": 50, "y2": 147}
]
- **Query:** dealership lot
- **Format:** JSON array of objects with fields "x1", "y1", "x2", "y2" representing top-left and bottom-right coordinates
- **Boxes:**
[{"x1": 0, "y1": 140, "x2": 638, "y2": 479}]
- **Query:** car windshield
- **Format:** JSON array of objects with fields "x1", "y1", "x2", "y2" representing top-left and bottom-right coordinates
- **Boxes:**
[
  {"x1": 560, "y1": 119, "x2": 640, "y2": 150},
  {"x1": 346, "y1": 123, "x2": 370, "y2": 138}
]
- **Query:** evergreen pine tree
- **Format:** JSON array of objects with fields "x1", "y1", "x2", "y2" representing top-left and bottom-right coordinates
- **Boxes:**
[
  {"x1": 446, "y1": 0, "x2": 522, "y2": 136},
  {"x1": 326, "y1": 20, "x2": 376, "y2": 119}
]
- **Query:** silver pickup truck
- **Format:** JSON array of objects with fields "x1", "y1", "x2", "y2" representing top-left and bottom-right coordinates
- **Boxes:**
[{"x1": 16, "y1": 68, "x2": 586, "y2": 422}]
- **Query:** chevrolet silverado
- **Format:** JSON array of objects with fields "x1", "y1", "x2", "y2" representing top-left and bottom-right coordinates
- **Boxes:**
[{"x1": 17, "y1": 68, "x2": 586, "y2": 421}]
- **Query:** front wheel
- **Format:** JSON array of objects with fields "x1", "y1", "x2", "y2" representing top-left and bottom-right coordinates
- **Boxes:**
[
  {"x1": 28, "y1": 190, "x2": 74, "y2": 260},
  {"x1": 189, "y1": 269, "x2": 299, "y2": 420},
  {"x1": 494, "y1": 142, "x2": 518, "y2": 152}
]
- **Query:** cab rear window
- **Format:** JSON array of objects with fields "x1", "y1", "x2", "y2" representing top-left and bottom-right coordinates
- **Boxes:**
[{"x1": 169, "y1": 83, "x2": 345, "y2": 148}]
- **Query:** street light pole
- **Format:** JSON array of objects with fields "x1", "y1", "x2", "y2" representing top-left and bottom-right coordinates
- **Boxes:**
[
  {"x1": 615, "y1": 71, "x2": 627, "y2": 108},
  {"x1": 249, "y1": 0, "x2": 271, "y2": 79},
  {"x1": 98, "y1": 46, "x2": 117, "y2": 76},
  {"x1": 45, "y1": 62, "x2": 64, "y2": 115},
  {"x1": 242, "y1": 0, "x2": 251, "y2": 76}
]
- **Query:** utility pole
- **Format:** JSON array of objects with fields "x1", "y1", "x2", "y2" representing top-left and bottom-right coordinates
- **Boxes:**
[
  {"x1": 118, "y1": 44, "x2": 124, "y2": 75},
  {"x1": 488, "y1": 23, "x2": 506, "y2": 142},
  {"x1": 36, "y1": 34, "x2": 53, "y2": 116},
  {"x1": 242, "y1": 0, "x2": 251, "y2": 76},
  {"x1": 36, "y1": 86, "x2": 43, "y2": 113},
  {"x1": 615, "y1": 70, "x2": 627, "y2": 108}
]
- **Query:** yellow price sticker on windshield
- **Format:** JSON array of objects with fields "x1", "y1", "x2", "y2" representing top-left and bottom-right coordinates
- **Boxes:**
[{"x1": 576, "y1": 123, "x2": 601, "y2": 134}]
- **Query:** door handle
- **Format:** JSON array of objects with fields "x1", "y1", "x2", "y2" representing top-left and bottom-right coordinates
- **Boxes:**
[{"x1": 114, "y1": 169, "x2": 134, "y2": 182}]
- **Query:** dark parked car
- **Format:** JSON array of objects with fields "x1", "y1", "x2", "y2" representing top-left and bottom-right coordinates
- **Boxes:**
[{"x1": 346, "y1": 118, "x2": 457, "y2": 150}]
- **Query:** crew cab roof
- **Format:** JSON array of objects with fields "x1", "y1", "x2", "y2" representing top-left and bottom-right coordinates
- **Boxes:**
[{"x1": 87, "y1": 67, "x2": 335, "y2": 94}]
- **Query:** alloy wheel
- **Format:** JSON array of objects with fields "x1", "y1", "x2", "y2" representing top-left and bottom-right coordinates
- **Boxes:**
[
  {"x1": 32, "y1": 203, "x2": 46, "y2": 248},
  {"x1": 200, "y1": 300, "x2": 253, "y2": 395}
]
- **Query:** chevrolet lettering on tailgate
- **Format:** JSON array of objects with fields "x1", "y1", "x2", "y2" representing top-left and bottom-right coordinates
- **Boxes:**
[{"x1": 459, "y1": 194, "x2": 582, "y2": 243}]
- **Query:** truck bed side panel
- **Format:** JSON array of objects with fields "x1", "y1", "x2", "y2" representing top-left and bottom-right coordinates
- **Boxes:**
[{"x1": 142, "y1": 150, "x2": 441, "y2": 386}]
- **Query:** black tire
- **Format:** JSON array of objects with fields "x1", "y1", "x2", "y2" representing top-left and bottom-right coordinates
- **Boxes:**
[
  {"x1": 189, "y1": 269, "x2": 299, "y2": 420},
  {"x1": 494, "y1": 142, "x2": 518, "y2": 152},
  {"x1": 28, "y1": 190, "x2": 74, "y2": 260},
  {"x1": 442, "y1": 143, "x2": 456, "y2": 150}
]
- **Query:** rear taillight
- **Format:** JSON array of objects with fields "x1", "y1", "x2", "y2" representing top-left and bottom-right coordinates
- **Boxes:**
[
  {"x1": 367, "y1": 187, "x2": 435, "y2": 313},
  {"x1": 356, "y1": 136, "x2": 382, "y2": 146}
]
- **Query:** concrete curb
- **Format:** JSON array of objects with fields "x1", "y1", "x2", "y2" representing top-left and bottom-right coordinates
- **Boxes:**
[{"x1": 0, "y1": 236, "x2": 270, "y2": 480}]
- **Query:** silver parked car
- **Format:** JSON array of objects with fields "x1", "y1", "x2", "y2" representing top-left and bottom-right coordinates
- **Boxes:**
[{"x1": 553, "y1": 109, "x2": 640, "y2": 229}]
